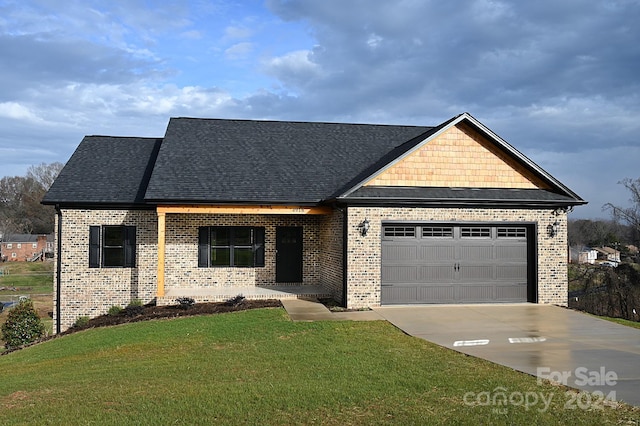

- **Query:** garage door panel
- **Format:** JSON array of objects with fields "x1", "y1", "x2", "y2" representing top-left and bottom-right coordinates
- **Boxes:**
[
  {"x1": 496, "y1": 265, "x2": 527, "y2": 281},
  {"x1": 382, "y1": 224, "x2": 530, "y2": 304},
  {"x1": 459, "y1": 245, "x2": 494, "y2": 261},
  {"x1": 382, "y1": 244, "x2": 418, "y2": 261},
  {"x1": 458, "y1": 285, "x2": 494, "y2": 302},
  {"x1": 420, "y1": 245, "x2": 456, "y2": 261},
  {"x1": 382, "y1": 266, "x2": 418, "y2": 283},
  {"x1": 381, "y1": 285, "x2": 418, "y2": 304},
  {"x1": 459, "y1": 265, "x2": 495, "y2": 281},
  {"x1": 496, "y1": 284, "x2": 528, "y2": 300},
  {"x1": 419, "y1": 265, "x2": 455, "y2": 282},
  {"x1": 420, "y1": 286, "x2": 455, "y2": 303},
  {"x1": 496, "y1": 245, "x2": 527, "y2": 261}
]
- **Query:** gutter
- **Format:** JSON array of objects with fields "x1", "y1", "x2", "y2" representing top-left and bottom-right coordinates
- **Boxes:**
[{"x1": 55, "y1": 205, "x2": 62, "y2": 334}]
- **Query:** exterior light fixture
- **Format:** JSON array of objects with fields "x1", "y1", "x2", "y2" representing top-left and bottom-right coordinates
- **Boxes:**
[
  {"x1": 358, "y1": 218, "x2": 370, "y2": 237},
  {"x1": 548, "y1": 221, "x2": 559, "y2": 238}
]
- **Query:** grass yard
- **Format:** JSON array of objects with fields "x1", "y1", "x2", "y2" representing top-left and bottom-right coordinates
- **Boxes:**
[
  {"x1": 0, "y1": 261, "x2": 53, "y2": 294},
  {"x1": 0, "y1": 261, "x2": 54, "y2": 339},
  {"x1": 599, "y1": 315, "x2": 640, "y2": 329},
  {"x1": 0, "y1": 308, "x2": 638, "y2": 425}
]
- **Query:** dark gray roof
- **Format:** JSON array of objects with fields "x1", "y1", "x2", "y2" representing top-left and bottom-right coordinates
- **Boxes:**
[
  {"x1": 1, "y1": 234, "x2": 40, "y2": 243},
  {"x1": 145, "y1": 118, "x2": 432, "y2": 203},
  {"x1": 42, "y1": 136, "x2": 161, "y2": 205},
  {"x1": 341, "y1": 186, "x2": 584, "y2": 207},
  {"x1": 43, "y1": 114, "x2": 586, "y2": 207}
]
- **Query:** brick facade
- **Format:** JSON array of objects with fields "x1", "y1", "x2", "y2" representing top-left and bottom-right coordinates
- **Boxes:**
[
  {"x1": 53, "y1": 209, "x2": 345, "y2": 332},
  {"x1": 54, "y1": 205, "x2": 567, "y2": 332},
  {"x1": 54, "y1": 209, "x2": 158, "y2": 331}
]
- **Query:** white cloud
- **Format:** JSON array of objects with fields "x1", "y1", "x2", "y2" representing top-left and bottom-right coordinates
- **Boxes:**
[
  {"x1": 0, "y1": 102, "x2": 38, "y2": 121},
  {"x1": 262, "y1": 50, "x2": 322, "y2": 89},
  {"x1": 224, "y1": 42, "x2": 254, "y2": 59},
  {"x1": 224, "y1": 25, "x2": 253, "y2": 40}
]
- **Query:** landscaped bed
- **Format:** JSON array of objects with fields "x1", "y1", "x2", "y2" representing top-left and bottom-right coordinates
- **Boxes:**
[{"x1": 66, "y1": 297, "x2": 282, "y2": 332}]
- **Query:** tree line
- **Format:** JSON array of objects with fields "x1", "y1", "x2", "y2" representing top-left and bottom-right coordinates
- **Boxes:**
[{"x1": 0, "y1": 162, "x2": 64, "y2": 236}]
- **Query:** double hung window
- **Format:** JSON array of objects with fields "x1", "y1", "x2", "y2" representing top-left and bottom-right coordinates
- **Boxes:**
[
  {"x1": 198, "y1": 226, "x2": 265, "y2": 267},
  {"x1": 89, "y1": 225, "x2": 136, "y2": 268}
]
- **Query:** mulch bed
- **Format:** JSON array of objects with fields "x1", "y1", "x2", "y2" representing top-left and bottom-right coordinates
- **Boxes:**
[{"x1": 65, "y1": 298, "x2": 283, "y2": 334}]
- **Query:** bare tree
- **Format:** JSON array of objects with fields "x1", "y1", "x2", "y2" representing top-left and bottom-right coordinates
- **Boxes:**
[
  {"x1": 26, "y1": 162, "x2": 64, "y2": 190},
  {"x1": 0, "y1": 162, "x2": 64, "y2": 235},
  {"x1": 604, "y1": 178, "x2": 640, "y2": 246}
]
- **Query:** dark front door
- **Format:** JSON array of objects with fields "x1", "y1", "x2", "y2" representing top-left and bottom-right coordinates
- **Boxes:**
[{"x1": 276, "y1": 226, "x2": 303, "y2": 283}]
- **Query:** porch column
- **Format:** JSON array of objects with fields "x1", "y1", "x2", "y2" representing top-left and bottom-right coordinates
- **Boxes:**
[{"x1": 157, "y1": 211, "x2": 166, "y2": 298}]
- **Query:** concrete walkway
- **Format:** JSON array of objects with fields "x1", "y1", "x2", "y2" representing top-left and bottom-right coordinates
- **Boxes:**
[
  {"x1": 373, "y1": 304, "x2": 640, "y2": 407},
  {"x1": 281, "y1": 299, "x2": 383, "y2": 321}
]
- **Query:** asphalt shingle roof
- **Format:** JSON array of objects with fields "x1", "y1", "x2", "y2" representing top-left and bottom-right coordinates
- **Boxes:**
[
  {"x1": 144, "y1": 118, "x2": 432, "y2": 203},
  {"x1": 43, "y1": 114, "x2": 585, "y2": 207},
  {"x1": 42, "y1": 136, "x2": 161, "y2": 205}
]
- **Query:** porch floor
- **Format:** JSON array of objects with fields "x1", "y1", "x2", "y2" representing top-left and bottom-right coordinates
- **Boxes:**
[{"x1": 157, "y1": 285, "x2": 333, "y2": 306}]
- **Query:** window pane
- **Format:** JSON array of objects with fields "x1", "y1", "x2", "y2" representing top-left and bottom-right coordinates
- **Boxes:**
[
  {"x1": 104, "y1": 248, "x2": 125, "y2": 266},
  {"x1": 383, "y1": 226, "x2": 416, "y2": 237},
  {"x1": 422, "y1": 227, "x2": 453, "y2": 238},
  {"x1": 461, "y1": 227, "x2": 491, "y2": 238},
  {"x1": 234, "y1": 248, "x2": 254, "y2": 266},
  {"x1": 211, "y1": 248, "x2": 231, "y2": 266},
  {"x1": 211, "y1": 228, "x2": 230, "y2": 246},
  {"x1": 104, "y1": 227, "x2": 124, "y2": 247},
  {"x1": 497, "y1": 227, "x2": 526, "y2": 238},
  {"x1": 234, "y1": 228, "x2": 252, "y2": 246}
]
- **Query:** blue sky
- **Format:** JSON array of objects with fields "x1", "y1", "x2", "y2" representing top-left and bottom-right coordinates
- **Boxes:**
[{"x1": 1, "y1": 0, "x2": 639, "y2": 218}]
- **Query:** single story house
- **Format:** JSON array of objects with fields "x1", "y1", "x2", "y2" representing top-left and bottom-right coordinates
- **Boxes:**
[
  {"x1": 0, "y1": 234, "x2": 53, "y2": 262},
  {"x1": 594, "y1": 246, "x2": 621, "y2": 265},
  {"x1": 43, "y1": 112, "x2": 586, "y2": 333},
  {"x1": 569, "y1": 246, "x2": 598, "y2": 265}
]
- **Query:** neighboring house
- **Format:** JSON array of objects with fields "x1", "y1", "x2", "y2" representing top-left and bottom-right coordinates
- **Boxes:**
[
  {"x1": 594, "y1": 247, "x2": 621, "y2": 265},
  {"x1": 0, "y1": 234, "x2": 53, "y2": 262},
  {"x1": 569, "y1": 246, "x2": 598, "y2": 265},
  {"x1": 43, "y1": 112, "x2": 586, "y2": 333}
]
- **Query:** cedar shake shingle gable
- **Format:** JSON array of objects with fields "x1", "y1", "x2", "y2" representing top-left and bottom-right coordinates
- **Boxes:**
[
  {"x1": 42, "y1": 136, "x2": 162, "y2": 206},
  {"x1": 144, "y1": 118, "x2": 432, "y2": 204}
]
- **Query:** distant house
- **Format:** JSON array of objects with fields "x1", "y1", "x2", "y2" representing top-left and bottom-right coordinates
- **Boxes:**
[
  {"x1": 569, "y1": 246, "x2": 598, "y2": 264},
  {"x1": 0, "y1": 234, "x2": 53, "y2": 262},
  {"x1": 594, "y1": 247, "x2": 621, "y2": 265},
  {"x1": 43, "y1": 112, "x2": 586, "y2": 333}
]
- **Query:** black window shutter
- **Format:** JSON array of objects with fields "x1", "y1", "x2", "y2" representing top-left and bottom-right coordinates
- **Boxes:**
[
  {"x1": 124, "y1": 226, "x2": 136, "y2": 267},
  {"x1": 198, "y1": 227, "x2": 210, "y2": 267},
  {"x1": 89, "y1": 226, "x2": 100, "y2": 268},
  {"x1": 254, "y1": 227, "x2": 265, "y2": 267}
]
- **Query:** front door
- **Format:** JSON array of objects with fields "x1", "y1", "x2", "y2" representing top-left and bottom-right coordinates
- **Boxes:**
[{"x1": 276, "y1": 226, "x2": 303, "y2": 282}]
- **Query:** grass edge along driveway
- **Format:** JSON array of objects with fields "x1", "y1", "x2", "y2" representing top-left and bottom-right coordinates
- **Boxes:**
[{"x1": 0, "y1": 308, "x2": 638, "y2": 425}]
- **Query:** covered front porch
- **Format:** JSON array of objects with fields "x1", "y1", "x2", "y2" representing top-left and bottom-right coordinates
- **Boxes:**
[
  {"x1": 156, "y1": 284, "x2": 332, "y2": 305},
  {"x1": 154, "y1": 205, "x2": 344, "y2": 306}
]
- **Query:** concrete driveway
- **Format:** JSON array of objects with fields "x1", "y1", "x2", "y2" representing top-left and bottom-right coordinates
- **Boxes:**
[{"x1": 373, "y1": 304, "x2": 640, "y2": 407}]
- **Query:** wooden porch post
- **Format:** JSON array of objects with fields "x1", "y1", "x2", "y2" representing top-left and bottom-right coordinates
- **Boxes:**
[{"x1": 157, "y1": 211, "x2": 166, "y2": 298}]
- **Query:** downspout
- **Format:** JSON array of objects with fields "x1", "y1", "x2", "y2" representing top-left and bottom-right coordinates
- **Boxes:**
[
  {"x1": 55, "y1": 205, "x2": 62, "y2": 334},
  {"x1": 342, "y1": 206, "x2": 348, "y2": 308}
]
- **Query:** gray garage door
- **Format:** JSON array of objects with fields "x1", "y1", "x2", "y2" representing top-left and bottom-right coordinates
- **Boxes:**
[{"x1": 381, "y1": 224, "x2": 529, "y2": 304}]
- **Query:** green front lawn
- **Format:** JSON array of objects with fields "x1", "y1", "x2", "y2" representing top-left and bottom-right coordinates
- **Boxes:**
[{"x1": 0, "y1": 308, "x2": 637, "y2": 425}]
